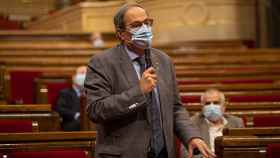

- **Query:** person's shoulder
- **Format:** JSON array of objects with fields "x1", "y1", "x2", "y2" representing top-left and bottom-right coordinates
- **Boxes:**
[
  {"x1": 225, "y1": 114, "x2": 244, "y2": 126},
  {"x1": 88, "y1": 45, "x2": 121, "y2": 67},
  {"x1": 226, "y1": 114, "x2": 242, "y2": 121},
  {"x1": 191, "y1": 113, "x2": 204, "y2": 123},
  {"x1": 58, "y1": 87, "x2": 74, "y2": 96},
  {"x1": 151, "y1": 47, "x2": 170, "y2": 59},
  {"x1": 60, "y1": 87, "x2": 73, "y2": 93},
  {"x1": 91, "y1": 45, "x2": 120, "y2": 60}
]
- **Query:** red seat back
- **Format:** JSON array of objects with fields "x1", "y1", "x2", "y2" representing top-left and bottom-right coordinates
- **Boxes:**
[
  {"x1": 181, "y1": 95, "x2": 200, "y2": 103},
  {"x1": 47, "y1": 82, "x2": 71, "y2": 109},
  {"x1": 253, "y1": 116, "x2": 280, "y2": 127},
  {"x1": 8, "y1": 150, "x2": 87, "y2": 158},
  {"x1": 178, "y1": 79, "x2": 274, "y2": 85},
  {"x1": 181, "y1": 95, "x2": 280, "y2": 104},
  {"x1": 229, "y1": 95, "x2": 280, "y2": 102},
  {"x1": 0, "y1": 120, "x2": 33, "y2": 132},
  {"x1": 267, "y1": 144, "x2": 280, "y2": 158},
  {"x1": 10, "y1": 71, "x2": 41, "y2": 104}
]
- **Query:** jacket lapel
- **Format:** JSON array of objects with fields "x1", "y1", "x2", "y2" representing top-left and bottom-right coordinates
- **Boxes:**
[
  {"x1": 199, "y1": 115, "x2": 211, "y2": 146},
  {"x1": 117, "y1": 45, "x2": 139, "y2": 88}
]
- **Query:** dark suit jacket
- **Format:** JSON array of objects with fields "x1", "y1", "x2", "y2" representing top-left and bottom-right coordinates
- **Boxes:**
[
  {"x1": 85, "y1": 44, "x2": 201, "y2": 158},
  {"x1": 56, "y1": 87, "x2": 80, "y2": 131}
]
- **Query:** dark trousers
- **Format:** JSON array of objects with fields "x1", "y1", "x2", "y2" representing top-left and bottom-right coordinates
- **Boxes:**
[
  {"x1": 157, "y1": 148, "x2": 168, "y2": 158},
  {"x1": 148, "y1": 148, "x2": 168, "y2": 158}
]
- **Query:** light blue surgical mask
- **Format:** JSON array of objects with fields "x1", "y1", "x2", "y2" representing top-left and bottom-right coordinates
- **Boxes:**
[
  {"x1": 202, "y1": 104, "x2": 223, "y2": 122},
  {"x1": 74, "y1": 73, "x2": 86, "y2": 87},
  {"x1": 129, "y1": 24, "x2": 153, "y2": 48}
]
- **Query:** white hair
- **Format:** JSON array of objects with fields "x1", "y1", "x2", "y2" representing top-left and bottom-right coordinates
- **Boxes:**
[{"x1": 200, "y1": 88, "x2": 226, "y2": 106}]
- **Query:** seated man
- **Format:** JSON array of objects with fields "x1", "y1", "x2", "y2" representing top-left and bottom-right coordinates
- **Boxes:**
[
  {"x1": 55, "y1": 66, "x2": 87, "y2": 131},
  {"x1": 181, "y1": 88, "x2": 244, "y2": 157}
]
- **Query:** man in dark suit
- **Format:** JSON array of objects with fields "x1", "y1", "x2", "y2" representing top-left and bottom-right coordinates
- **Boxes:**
[
  {"x1": 85, "y1": 4, "x2": 214, "y2": 158},
  {"x1": 56, "y1": 66, "x2": 87, "y2": 131}
]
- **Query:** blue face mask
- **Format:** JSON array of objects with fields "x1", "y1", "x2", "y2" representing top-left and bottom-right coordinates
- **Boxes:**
[
  {"x1": 129, "y1": 24, "x2": 153, "y2": 48},
  {"x1": 202, "y1": 104, "x2": 223, "y2": 122},
  {"x1": 74, "y1": 73, "x2": 86, "y2": 87}
]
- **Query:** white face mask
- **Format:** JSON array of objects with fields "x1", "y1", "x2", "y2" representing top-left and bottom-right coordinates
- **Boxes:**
[
  {"x1": 129, "y1": 24, "x2": 153, "y2": 48},
  {"x1": 74, "y1": 73, "x2": 86, "y2": 87},
  {"x1": 92, "y1": 38, "x2": 104, "y2": 48},
  {"x1": 202, "y1": 103, "x2": 223, "y2": 122}
]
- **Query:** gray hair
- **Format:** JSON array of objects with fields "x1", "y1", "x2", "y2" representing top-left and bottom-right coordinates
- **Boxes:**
[
  {"x1": 113, "y1": 3, "x2": 145, "y2": 32},
  {"x1": 200, "y1": 88, "x2": 226, "y2": 106}
]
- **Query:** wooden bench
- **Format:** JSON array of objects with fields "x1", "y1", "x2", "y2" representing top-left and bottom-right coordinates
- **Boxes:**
[
  {"x1": 34, "y1": 74, "x2": 72, "y2": 105},
  {"x1": 0, "y1": 131, "x2": 96, "y2": 158},
  {"x1": 215, "y1": 136, "x2": 280, "y2": 158},
  {"x1": 0, "y1": 120, "x2": 39, "y2": 132},
  {"x1": 0, "y1": 104, "x2": 61, "y2": 131},
  {"x1": 181, "y1": 90, "x2": 280, "y2": 103},
  {"x1": 0, "y1": 63, "x2": 6, "y2": 104},
  {"x1": 179, "y1": 82, "x2": 280, "y2": 93},
  {"x1": 0, "y1": 31, "x2": 94, "y2": 49},
  {"x1": 1, "y1": 43, "x2": 280, "y2": 72},
  {"x1": 168, "y1": 49, "x2": 280, "y2": 66},
  {"x1": 223, "y1": 127, "x2": 280, "y2": 136},
  {"x1": 156, "y1": 40, "x2": 249, "y2": 51}
]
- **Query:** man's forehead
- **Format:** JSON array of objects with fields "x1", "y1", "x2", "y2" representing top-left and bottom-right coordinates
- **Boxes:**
[
  {"x1": 76, "y1": 66, "x2": 87, "y2": 74},
  {"x1": 124, "y1": 6, "x2": 147, "y2": 23},
  {"x1": 205, "y1": 92, "x2": 220, "y2": 101}
]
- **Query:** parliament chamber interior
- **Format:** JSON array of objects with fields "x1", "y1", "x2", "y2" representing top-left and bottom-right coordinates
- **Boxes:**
[{"x1": 0, "y1": 0, "x2": 280, "y2": 158}]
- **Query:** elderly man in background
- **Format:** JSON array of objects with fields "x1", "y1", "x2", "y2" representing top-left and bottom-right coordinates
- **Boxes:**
[{"x1": 182, "y1": 88, "x2": 244, "y2": 158}]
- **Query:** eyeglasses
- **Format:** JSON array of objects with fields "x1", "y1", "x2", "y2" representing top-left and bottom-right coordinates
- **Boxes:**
[
  {"x1": 204, "y1": 101, "x2": 221, "y2": 105},
  {"x1": 126, "y1": 18, "x2": 154, "y2": 30}
]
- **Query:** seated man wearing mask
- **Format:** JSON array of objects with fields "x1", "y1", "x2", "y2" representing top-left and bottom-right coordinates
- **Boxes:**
[
  {"x1": 182, "y1": 88, "x2": 244, "y2": 157},
  {"x1": 56, "y1": 66, "x2": 87, "y2": 131}
]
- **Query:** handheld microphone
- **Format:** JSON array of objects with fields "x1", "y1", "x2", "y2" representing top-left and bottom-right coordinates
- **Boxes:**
[{"x1": 144, "y1": 48, "x2": 152, "y2": 69}]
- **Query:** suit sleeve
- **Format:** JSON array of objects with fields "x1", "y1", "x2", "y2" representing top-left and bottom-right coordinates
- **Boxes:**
[
  {"x1": 85, "y1": 56, "x2": 147, "y2": 123},
  {"x1": 170, "y1": 59, "x2": 202, "y2": 147}
]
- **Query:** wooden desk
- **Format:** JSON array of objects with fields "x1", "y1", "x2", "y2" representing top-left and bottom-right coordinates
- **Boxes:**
[
  {"x1": 0, "y1": 104, "x2": 61, "y2": 131},
  {"x1": 0, "y1": 131, "x2": 96, "y2": 158}
]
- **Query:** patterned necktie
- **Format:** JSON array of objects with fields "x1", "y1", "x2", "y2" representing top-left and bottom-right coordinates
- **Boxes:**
[{"x1": 134, "y1": 56, "x2": 165, "y2": 157}]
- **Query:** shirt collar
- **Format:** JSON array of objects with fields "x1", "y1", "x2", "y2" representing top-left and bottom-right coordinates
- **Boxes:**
[
  {"x1": 72, "y1": 85, "x2": 81, "y2": 97},
  {"x1": 205, "y1": 116, "x2": 228, "y2": 127},
  {"x1": 124, "y1": 46, "x2": 140, "y2": 62}
]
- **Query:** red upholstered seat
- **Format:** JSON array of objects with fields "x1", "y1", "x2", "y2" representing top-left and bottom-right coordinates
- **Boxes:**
[
  {"x1": 229, "y1": 95, "x2": 280, "y2": 102},
  {"x1": 10, "y1": 71, "x2": 41, "y2": 104},
  {"x1": 0, "y1": 18, "x2": 22, "y2": 30},
  {"x1": 253, "y1": 116, "x2": 280, "y2": 127},
  {"x1": 175, "y1": 137, "x2": 181, "y2": 158},
  {"x1": 221, "y1": 79, "x2": 273, "y2": 84},
  {"x1": 8, "y1": 150, "x2": 87, "y2": 158},
  {"x1": 0, "y1": 120, "x2": 33, "y2": 132},
  {"x1": 177, "y1": 80, "x2": 214, "y2": 85},
  {"x1": 178, "y1": 79, "x2": 273, "y2": 85},
  {"x1": 267, "y1": 144, "x2": 280, "y2": 158},
  {"x1": 181, "y1": 95, "x2": 200, "y2": 103},
  {"x1": 181, "y1": 95, "x2": 280, "y2": 104},
  {"x1": 47, "y1": 82, "x2": 71, "y2": 109}
]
